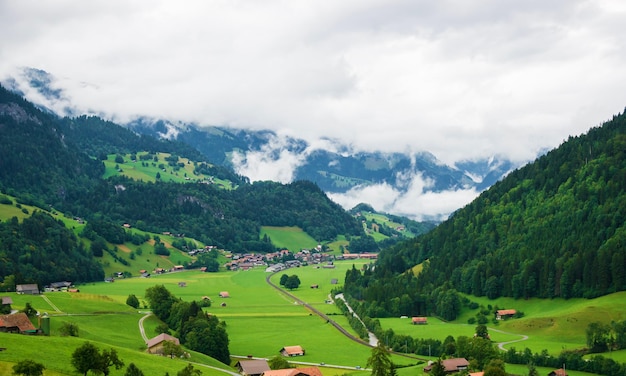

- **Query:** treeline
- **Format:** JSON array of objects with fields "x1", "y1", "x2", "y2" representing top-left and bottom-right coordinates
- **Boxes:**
[
  {"x1": 144, "y1": 285, "x2": 230, "y2": 364},
  {"x1": 345, "y1": 110, "x2": 626, "y2": 318},
  {"x1": 0, "y1": 211, "x2": 104, "y2": 289}
]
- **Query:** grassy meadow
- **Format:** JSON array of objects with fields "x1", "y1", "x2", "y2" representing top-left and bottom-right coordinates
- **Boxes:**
[
  {"x1": 102, "y1": 152, "x2": 234, "y2": 188},
  {"x1": 260, "y1": 226, "x2": 319, "y2": 252},
  {"x1": 2, "y1": 258, "x2": 622, "y2": 375}
]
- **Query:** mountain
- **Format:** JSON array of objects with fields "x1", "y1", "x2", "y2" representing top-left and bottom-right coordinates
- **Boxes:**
[
  {"x1": 0, "y1": 83, "x2": 363, "y2": 256},
  {"x1": 342, "y1": 108, "x2": 626, "y2": 320},
  {"x1": 3, "y1": 67, "x2": 523, "y2": 220}
]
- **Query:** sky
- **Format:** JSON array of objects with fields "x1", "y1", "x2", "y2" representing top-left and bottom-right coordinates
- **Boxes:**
[{"x1": 1, "y1": 0, "x2": 626, "y2": 219}]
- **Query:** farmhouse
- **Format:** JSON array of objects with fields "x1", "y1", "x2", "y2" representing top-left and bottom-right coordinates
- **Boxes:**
[
  {"x1": 16, "y1": 284, "x2": 39, "y2": 295},
  {"x1": 411, "y1": 317, "x2": 427, "y2": 325},
  {"x1": 263, "y1": 367, "x2": 323, "y2": 376},
  {"x1": 280, "y1": 345, "x2": 305, "y2": 357},
  {"x1": 0, "y1": 313, "x2": 37, "y2": 334},
  {"x1": 495, "y1": 309, "x2": 516, "y2": 320},
  {"x1": 423, "y1": 358, "x2": 469, "y2": 373},
  {"x1": 236, "y1": 359, "x2": 270, "y2": 376},
  {"x1": 47, "y1": 281, "x2": 72, "y2": 291},
  {"x1": 146, "y1": 333, "x2": 180, "y2": 355},
  {"x1": 548, "y1": 369, "x2": 568, "y2": 376}
]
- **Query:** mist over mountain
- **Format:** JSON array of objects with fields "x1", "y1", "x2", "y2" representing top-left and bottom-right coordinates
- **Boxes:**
[{"x1": 3, "y1": 67, "x2": 525, "y2": 220}]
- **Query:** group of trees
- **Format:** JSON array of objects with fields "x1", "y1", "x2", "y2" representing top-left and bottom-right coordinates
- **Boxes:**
[
  {"x1": 340, "y1": 111, "x2": 626, "y2": 327},
  {"x1": 0, "y1": 211, "x2": 104, "y2": 289},
  {"x1": 586, "y1": 320, "x2": 626, "y2": 353},
  {"x1": 144, "y1": 285, "x2": 230, "y2": 364},
  {"x1": 279, "y1": 274, "x2": 301, "y2": 290}
]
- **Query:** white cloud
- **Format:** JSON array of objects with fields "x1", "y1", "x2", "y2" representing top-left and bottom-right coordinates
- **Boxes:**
[
  {"x1": 1, "y1": 0, "x2": 625, "y2": 216},
  {"x1": 328, "y1": 171, "x2": 480, "y2": 221}
]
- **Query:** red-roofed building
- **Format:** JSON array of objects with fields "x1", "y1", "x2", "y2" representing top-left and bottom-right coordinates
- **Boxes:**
[{"x1": 0, "y1": 313, "x2": 37, "y2": 334}]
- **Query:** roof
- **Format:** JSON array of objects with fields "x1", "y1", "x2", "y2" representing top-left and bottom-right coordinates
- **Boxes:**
[
  {"x1": 264, "y1": 367, "x2": 323, "y2": 376},
  {"x1": 219, "y1": 291, "x2": 230, "y2": 297},
  {"x1": 236, "y1": 359, "x2": 271, "y2": 375},
  {"x1": 1, "y1": 296, "x2": 13, "y2": 305},
  {"x1": 146, "y1": 333, "x2": 180, "y2": 348},
  {"x1": 0, "y1": 313, "x2": 37, "y2": 332},
  {"x1": 549, "y1": 369, "x2": 568, "y2": 376},
  {"x1": 424, "y1": 358, "x2": 469, "y2": 373},
  {"x1": 497, "y1": 309, "x2": 516, "y2": 316},
  {"x1": 281, "y1": 345, "x2": 305, "y2": 355},
  {"x1": 469, "y1": 372, "x2": 484, "y2": 376},
  {"x1": 16, "y1": 284, "x2": 39, "y2": 292},
  {"x1": 412, "y1": 316, "x2": 427, "y2": 323}
]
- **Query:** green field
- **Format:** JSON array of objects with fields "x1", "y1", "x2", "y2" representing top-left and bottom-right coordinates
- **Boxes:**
[
  {"x1": 2, "y1": 259, "x2": 622, "y2": 375},
  {"x1": 260, "y1": 226, "x2": 319, "y2": 252},
  {"x1": 102, "y1": 152, "x2": 234, "y2": 188}
]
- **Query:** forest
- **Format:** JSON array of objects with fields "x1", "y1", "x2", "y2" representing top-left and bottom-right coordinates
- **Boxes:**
[
  {"x1": 0, "y1": 83, "x2": 364, "y2": 288},
  {"x1": 343, "y1": 109, "x2": 626, "y2": 319}
]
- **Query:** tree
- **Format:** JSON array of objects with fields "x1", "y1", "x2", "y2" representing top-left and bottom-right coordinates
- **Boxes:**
[
  {"x1": 21, "y1": 302, "x2": 37, "y2": 318},
  {"x1": 59, "y1": 321, "x2": 79, "y2": 337},
  {"x1": 12, "y1": 360, "x2": 45, "y2": 376},
  {"x1": 126, "y1": 294, "x2": 140, "y2": 309},
  {"x1": 366, "y1": 342, "x2": 393, "y2": 376},
  {"x1": 72, "y1": 342, "x2": 102, "y2": 376},
  {"x1": 124, "y1": 363, "x2": 145, "y2": 376},
  {"x1": 163, "y1": 340, "x2": 185, "y2": 359},
  {"x1": 71, "y1": 342, "x2": 124, "y2": 376},
  {"x1": 586, "y1": 321, "x2": 611, "y2": 352},
  {"x1": 476, "y1": 324, "x2": 490, "y2": 339},
  {"x1": 527, "y1": 362, "x2": 539, "y2": 376},
  {"x1": 177, "y1": 363, "x2": 202, "y2": 376},
  {"x1": 268, "y1": 356, "x2": 291, "y2": 370},
  {"x1": 483, "y1": 358, "x2": 506, "y2": 376},
  {"x1": 284, "y1": 275, "x2": 301, "y2": 290},
  {"x1": 100, "y1": 348, "x2": 124, "y2": 375},
  {"x1": 279, "y1": 274, "x2": 289, "y2": 286},
  {"x1": 429, "y1": 359, "x2": 446, "y2": 376}
]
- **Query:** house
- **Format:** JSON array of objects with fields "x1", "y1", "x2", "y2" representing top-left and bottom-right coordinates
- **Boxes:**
[
  {"x1": 548, "y1": 369, "x2": 568, "y2": 376},
  {"x1": 219, "y1": 291, "x2": 230, "y2": 298},
  {"x1": 0, "y1": 313, "x2": 37, "y2": 334},
  {"x1": 1, "y1": 296, "x2": 13, "y2": 306},
  {"x1": 236, "y1": 359, "x2": 270, "y2": 376},
  {"x1": 146, "y1": 333, "x2": 180, "y2": 355},
  {"x1": 280, "y1": 345, "x2": 305, "y2": 357},
  {"x1": 263, "y1": 367, "x2": 323, "y2": 376},
  {"x1": 423, "y1": 358, "x2": 469, "y2": 373},
  {"x1": 48, "y1": 281, "x2": 72, "y2": 291},
  {"x1": 16, "y1": 284, "x2": 39, "y2": 295},
  {"x1": 412, "y1": 317, "x2": 427, "y2": 325},
  {"x1": 495, "y1": 309, "x2": 516, "y2": 320}
]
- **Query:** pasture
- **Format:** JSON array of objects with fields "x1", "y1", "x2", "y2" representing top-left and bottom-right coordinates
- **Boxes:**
[
  {"x1": 3, "y1": 259, "x2": 625, "y2": 375},
  {"x1": 259, "y1": 226, "x2": 319, "y2": 252}
]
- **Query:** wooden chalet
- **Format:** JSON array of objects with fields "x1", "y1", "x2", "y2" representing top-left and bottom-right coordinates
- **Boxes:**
[
  {"x1": 423, "y1": 358, "x2": 469, "y2": 373},
  {"x1": 548, "y1": 369, "x2": 568, "y2": 376},
  {"x1": 280, "y1": 345, "x2": 305, "y2": 357},
  {"x1": 411, "y1": 316, "x2": 427, "y2": 325},
  {"x1": 0, "y1": 313, "x2": 37, "y2": 334},
  {"x1": 146, "y1": 333, "x2": 180, "y2": 355},
  {"x1": 495, "y1": 309, "x2": 516, "y2": 320},
  {"x1": 236, "y1": 359, "x2": 270, "y2": 376},
  {"x1": 16, "y1": 284, "x2": 39, "y2": 295}
]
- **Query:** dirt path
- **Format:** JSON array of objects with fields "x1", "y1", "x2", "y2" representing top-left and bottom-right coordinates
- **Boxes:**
[{"x1": 489, "y1": 327, "x2": 530, "y2": 351}]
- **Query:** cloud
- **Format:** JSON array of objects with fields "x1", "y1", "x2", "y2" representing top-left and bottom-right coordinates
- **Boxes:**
[
  {"x1": 328, "y1": 172, "x2": 480, "y2": 221},
  {"x1": 1, "y1": 1, "x2": 625, "y2": 168}
]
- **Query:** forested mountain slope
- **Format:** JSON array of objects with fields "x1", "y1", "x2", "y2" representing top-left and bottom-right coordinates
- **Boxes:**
[
  {"x1": 0, "y1": 85, "x2": 364, "y2": 287},
  {"x1": 344, "y1": 110, "x2": 626, "y2": 319}
]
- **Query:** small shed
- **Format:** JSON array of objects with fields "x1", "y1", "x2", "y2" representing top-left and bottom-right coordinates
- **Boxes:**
[
  {"x1": 219, "y1": 291, "x2": 230, "y2": 298},
  {"x1": 496, "y1": 309, "x2": 517, "y2": 320},
  {"x1": 411, "y1": 317, "x2": 427, "y2": 325},
  {"x1": 178, "y1": 282, "x2": 187, "y2": 287},
  {"x1": 423, "y1": 358, "x2": 469, "y2": 373},
  {"x1": 280, "y1": 345, "x2": 305, "y2": 357}
]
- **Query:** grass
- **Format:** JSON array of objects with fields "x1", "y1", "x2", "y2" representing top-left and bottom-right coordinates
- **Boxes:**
[
  {"x1": 260, "y1": 226, "x2": 319, "y2": 252},
  {"x1": 3, "y1": 262, "x2": 625, "y2": 375},
  {"x1": 102, "y1": 152, "x2": 234, "y2": 188}
]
